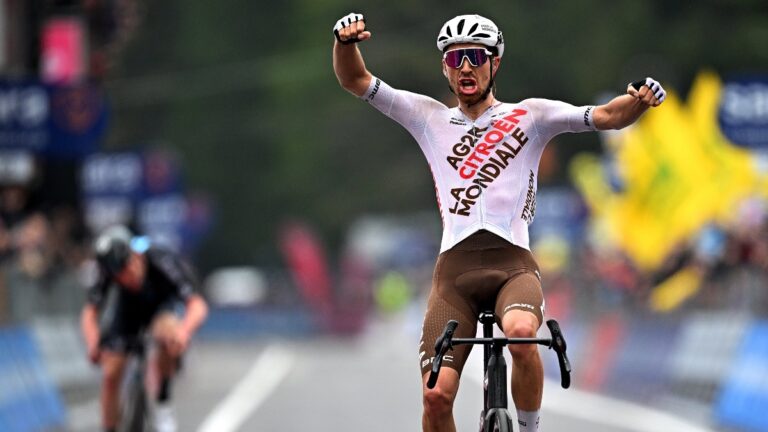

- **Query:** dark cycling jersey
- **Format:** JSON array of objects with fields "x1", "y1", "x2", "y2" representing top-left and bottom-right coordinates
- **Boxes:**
[{"x1": 88, "y1": 247, "x2": 197, "y2": 351}]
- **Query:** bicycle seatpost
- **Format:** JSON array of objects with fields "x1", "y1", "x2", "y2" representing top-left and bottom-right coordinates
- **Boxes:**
[{"x1": 479, "y1": 311, "x2": 494, "y2": 382}]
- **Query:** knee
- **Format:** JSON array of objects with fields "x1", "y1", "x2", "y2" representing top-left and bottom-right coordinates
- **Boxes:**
[
  {"x1": 156, "y1": 341, "x2": 180, "y2": 362},
  {"x1": 152, "y1": 314, "x2": 178, "y2": 341},
  {"x1": 422, "y1": 386, "x2": 455, "y2": 418},
  {"x1": 504, "y1": 321, "x2": 538, "y2": 358},
  {"x1": 102, "y1": 363, "x2": 123, "y2": 391}
]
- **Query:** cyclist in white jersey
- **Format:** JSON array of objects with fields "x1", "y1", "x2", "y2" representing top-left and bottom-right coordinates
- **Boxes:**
[{"x1": 333, "y1": 12, "x2": 666, "y2": 432}]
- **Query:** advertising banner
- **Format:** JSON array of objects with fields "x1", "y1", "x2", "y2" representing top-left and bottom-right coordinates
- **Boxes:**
[
  {"x1": 81, "y1": 149, "x2": 212, "y2": 255},
  {"x1": 0, "y1": 327, "x2": 66, "y2": 431},
  {"x1": 40, "y1": 17, "x2": 86, "y2": 84},
  {"x1": 0, "y1": 79, "x2": 107, "y2": 159},
  {"x1": 716, "y1": 320, "x2": 768, "y2": 431},
  {"x1": 719, "y1": 77, "x2": 768, "y2": 149}
]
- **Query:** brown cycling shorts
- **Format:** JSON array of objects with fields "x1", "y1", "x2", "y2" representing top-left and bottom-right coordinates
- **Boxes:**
[{"x1": 419, "y1": 230, "x2": 543, "y2": 377}]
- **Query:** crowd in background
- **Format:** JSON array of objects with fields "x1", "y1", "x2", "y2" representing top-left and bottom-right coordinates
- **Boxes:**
[
  {"x1": 0, "y1": 162, "x2": 90, "y2": 324},
  {"x1": 536, "y1": 196, "x2": 768, "y2": 321},
  {"x1": 0, "y1": 0, "x2": 765, "y2": 367},
  {"x1": 1, "y1": 160, "x2": 766, "y2": 327}
]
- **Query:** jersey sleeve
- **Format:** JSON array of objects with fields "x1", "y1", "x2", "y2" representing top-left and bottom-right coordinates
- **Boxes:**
[
  {"x1": 360, "y1": 76, "x2": 445, "y2": 137},
  {"x1": 522, "y1": 98, "x2": 596, "y2": 143},
  {"x1": 86, "y1": 274, "x2": 109, "y2": 306},
  {"x1": 149, "y1": 248, "x2": 198, "y2": 301}
]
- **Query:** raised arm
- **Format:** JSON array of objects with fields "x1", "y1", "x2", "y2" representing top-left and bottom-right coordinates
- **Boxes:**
[
  {"x1": 593, "y1": 77, "x2": 667, "y2": 130},
  {"x1": 332, "y1": 13, "x2": 373, "y2": 97}
]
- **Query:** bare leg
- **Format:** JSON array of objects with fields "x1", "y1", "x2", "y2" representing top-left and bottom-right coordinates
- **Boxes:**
[
  {"x1": 152, "y1": 313, "x2": 182, "y2": 381},
  {"x1": 100, "y1": 351, "x2": 128, "y2": 430},
  {"x1": 421, "y1": 368, "x2": 460, "y2": 432},
  {"x1": 501, "y1": 310, "x2": 543, "y2": 410}
]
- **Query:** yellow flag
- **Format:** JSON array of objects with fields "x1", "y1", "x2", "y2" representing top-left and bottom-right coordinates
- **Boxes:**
[
  {"x1": 571, "y1": 71, "x2": 763, "y2": 272},
  {"x1": 649, "y1": 266, "x2": 703, "y2": 312}
]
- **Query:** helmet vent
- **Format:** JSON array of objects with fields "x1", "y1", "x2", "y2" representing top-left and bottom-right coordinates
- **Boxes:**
[{"x1": 436, "y1": 15, "x2": 504, "y2": 58}]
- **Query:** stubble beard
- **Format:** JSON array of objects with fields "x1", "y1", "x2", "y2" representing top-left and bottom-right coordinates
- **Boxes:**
[{"x1": 454, "y1": 81, "x2": 490, "y2": 107}]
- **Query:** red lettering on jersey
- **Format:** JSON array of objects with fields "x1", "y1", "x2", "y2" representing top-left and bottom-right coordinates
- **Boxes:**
[
  {"x1": 449, "y1": 109, "x2": 530, "y2": 216},
  {"x1": 459, "y1": 166, "x2": 476, "y2": 179},
  {"x1": 504, "y1": 109, "x2": 527, "y2": 124},
  {"x1": 467, "y1": 152, "x2": 484, "y2": 164},
  {"x1": 475, "y1": 143, "x2": 492, "y2": 156},
  {"x1": 485, "y1": 130, "x2": 504, "y2": 144},
  {"x1": 494, "y1": 119, "x2": 515, "y2": 133}
]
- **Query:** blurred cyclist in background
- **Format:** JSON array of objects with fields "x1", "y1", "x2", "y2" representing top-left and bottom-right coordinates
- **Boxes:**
[
  {"x1": 80, "y1": 225, "x2": 208, "y2": 432},
  {"x1": 332, "y1": 12, "x2": 666, "y2": 432}
]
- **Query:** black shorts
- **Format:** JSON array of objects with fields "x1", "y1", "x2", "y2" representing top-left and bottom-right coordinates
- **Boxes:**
[{"x1": 99, "y1": 296, "x2": 186, "y2": 354}]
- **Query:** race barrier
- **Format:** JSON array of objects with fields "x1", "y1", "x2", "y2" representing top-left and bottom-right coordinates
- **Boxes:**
[
  {"x1": 549, "y1": 311, "x2": 767, "y2": 431},
  {"x1": 716, "y1": 320, "x2": 768, "y2": 432},
  {"x1": 0, "y1": 326, "x2": 66, "y2": 432}
]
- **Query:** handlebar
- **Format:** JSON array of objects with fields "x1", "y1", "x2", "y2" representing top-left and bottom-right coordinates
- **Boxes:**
[{"x1": 426, "y1": 318, "x2": 571, "y2": 389}]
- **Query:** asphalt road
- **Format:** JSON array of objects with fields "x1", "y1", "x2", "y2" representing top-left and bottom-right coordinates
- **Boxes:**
[{"x1": 72, "y1": 309, "x2": 716, "y2": 432}]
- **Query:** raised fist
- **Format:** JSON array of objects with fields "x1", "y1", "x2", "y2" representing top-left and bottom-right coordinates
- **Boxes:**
[{"x1": 334, "y1": 13, "x2": 370, "y2": 45}]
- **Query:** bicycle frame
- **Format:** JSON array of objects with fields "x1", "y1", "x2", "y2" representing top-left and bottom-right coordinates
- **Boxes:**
[
  {"x1": 427, "y1": 312, "x2": 572, "y2": 431},
  {"x1": 480, "y1": 313, "x2": 508, "y2": 413},
  {"x1": 118, "y1": 335, "x2": 152, "y2": 432}
]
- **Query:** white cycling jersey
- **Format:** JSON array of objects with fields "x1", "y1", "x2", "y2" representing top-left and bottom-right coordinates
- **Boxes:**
[{"x1": 361, "y1": 77, "x2": 596, "y2": 253}]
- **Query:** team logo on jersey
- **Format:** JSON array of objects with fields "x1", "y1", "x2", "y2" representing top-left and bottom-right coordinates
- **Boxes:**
[
  {"x1": 520, "y1": 170, "x2": 536, "y2": 223},
  {"x1": 445, "y1": 109, "x2": 530, "y2": 216},
  {"x1": 366, "y1": 78, "x2": 381, "y2": 103}
]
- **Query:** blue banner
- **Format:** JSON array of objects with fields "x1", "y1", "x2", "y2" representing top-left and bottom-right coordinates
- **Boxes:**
[
  {"x1": 603, "y1": 318, "x2": 679, "y2": 400},
  {"x1": 0, "y1": 327, "x2": 66, "y2": 431},
  {"x1": 81, "y1": 149, "x2": 213, "y2": 255},
  {"x1": 718, "y1": 77, "x2": 768, "y2": 149},
  {"x1": 0, "y1": 79, "x2": 107, "y2": 159},
  {"x1": 81, "y1": 152, "x2": 144, "y2": 230},
  {"x1": 716, "y1": 320, "x2": 768, "y2": 431}
]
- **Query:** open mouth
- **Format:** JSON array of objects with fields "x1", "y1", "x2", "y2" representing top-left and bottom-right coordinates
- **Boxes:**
[{"x1": 458, "y1": 77, "x2": 478, "y2": 95}]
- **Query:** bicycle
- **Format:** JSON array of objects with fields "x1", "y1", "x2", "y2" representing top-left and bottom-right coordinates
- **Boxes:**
[
  {"x1": 117, "y1": 334, "x2": 153, "y2": 432},
  {"x1": 427, "y1": 311, "x2": 572, "y2": 432}
]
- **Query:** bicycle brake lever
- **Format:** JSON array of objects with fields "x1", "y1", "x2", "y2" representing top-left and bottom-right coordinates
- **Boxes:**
[
  {"x1": 427, "y1": 320, "x2": 459, "y2": 389},
  {"x1": 546, "y1": 319, "x2": 572, "y2": 389},
  {"x1": 546, "y1": 320, "x2": 567, "y2": 351}
]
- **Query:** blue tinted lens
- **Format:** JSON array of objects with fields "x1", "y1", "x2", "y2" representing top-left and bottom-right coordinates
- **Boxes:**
[{"x1": 443, "y1": 48, "x2": 489, "y2": 68}]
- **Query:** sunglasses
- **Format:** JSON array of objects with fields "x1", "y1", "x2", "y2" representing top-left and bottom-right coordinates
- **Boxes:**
[{"x1": 443, "y1": 48, "x2": 492, "y2": 69}]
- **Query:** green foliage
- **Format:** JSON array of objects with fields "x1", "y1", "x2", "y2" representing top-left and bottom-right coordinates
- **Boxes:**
[{"x1": 105, "y1": 1, "x2": 768, "y2": 270}]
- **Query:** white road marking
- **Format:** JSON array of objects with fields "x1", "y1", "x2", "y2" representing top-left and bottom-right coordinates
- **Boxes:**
[
  {"x1": 466, "y1": 371, "x2": 713, "y2": 432},
  {"x1": 66, "y1": 398, "x2": 101, "y2": 431},
  {"x1": 541, "y1": 379, "x2": 715, "y2": 432},
  {"x1": 462, "y1": 349, "x2": 713, "y2": 432},
  {"x1": 196, "y1": 345, "x2": 294, "y2": 432}
]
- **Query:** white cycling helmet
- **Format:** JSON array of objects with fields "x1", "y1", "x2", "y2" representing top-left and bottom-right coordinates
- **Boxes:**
[{"x1": 436, "y1": 15, "x2": 504, "y2": 58}]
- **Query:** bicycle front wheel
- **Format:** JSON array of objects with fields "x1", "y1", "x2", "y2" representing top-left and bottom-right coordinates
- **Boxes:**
[
  {"x1": 119, "y1": 370, "x2": 149, "y2": 432},
  {"x1": 484, "y1": 409, "x2": 512, "y2": 432}
]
